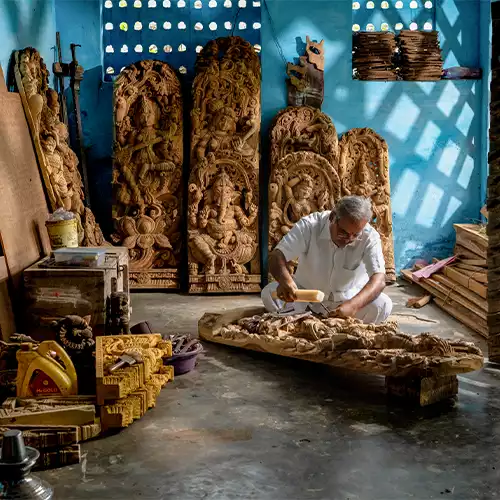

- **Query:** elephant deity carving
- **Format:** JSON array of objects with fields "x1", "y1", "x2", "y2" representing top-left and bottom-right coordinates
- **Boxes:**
[
  {"x1": 112, "y1": 60, "x2": 183, "y2": 289},
  {"x1": 189, "y1": 37, "x2": 261, "y2": 294},
  {"x1": 14, "y1": 47, "x2": 106, "y2": 246}
]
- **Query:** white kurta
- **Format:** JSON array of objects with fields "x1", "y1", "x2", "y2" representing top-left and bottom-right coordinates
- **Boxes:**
[{"x1": 274, "y1": 211, "x2": 386, "y2": 303}]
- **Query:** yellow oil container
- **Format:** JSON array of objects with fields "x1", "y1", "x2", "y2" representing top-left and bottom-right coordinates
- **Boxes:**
[{"x1": 16, "y1": 341, "x2": 78, "y2": 397}]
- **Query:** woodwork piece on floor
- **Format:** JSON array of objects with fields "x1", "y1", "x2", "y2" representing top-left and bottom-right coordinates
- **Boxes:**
[
  {"x1": 406, "y1": 295, "x2": 432, "y2": 309},
  {"x1": 454, "y1": 224, "x2": 487, "y2": 259},
  {"x1": 52, "y1": 315, "x2": 96, "y2": 395},
  {"x1": 14, "y1": 48, "x2": 106, "y2": 247},
  {"x1": 33, "y1": 444, "x2": 81, "y2": 471},
  {"x1": 199, "y1": 307, "x2": 483, "y2": 382},
  {"x1": 268, "y1": 107, "x2": 340, "y2": 252},
  {"x1": 0, "y1": 420, "x2": 100, "y2": 449},
  {"x1": 434, "y1": 297, "x2": 488, "y2": 338},
  {"x1": 401, "y1": 269, "x2": 486, "y2": 320},
  {"x1": 23, "y1": 247, "x2": 129, "y2": 340},
  {"x1": 0, "y1": 399, "x2": 95, "y2": 426},
  {"x1": 339, "y1": 128, "x2": 395, "y2": 282},
  {"x1": 95, "y1": 334, "x2": 172, "y2": 405},
  {"x1": 286, "y1": 36, "x2": 324, "y2": 108},
  {"x1": 112, "y1": 60, "x2": 183, "y2": 290},
  {"x1": 386, "y1": 375, "x2": 458, "y2": 407},
  {"x1": 188, "y1": 37, "x2": 261, "y2": 294}
]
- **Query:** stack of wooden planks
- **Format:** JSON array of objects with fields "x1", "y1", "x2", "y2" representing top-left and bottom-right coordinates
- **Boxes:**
[{"x1": 402, "y1": 223, "x2": 488, "y2": 337}]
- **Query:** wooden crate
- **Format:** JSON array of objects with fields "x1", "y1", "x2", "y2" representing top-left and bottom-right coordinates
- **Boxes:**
[{"x1": 23, "y1": 247, "x2": 129, "y2": 340}]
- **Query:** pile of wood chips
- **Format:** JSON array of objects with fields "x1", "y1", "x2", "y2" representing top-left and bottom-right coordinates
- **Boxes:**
[
  {"x1": 402, "y1": 223, "x2": 488, "y2": 338},
  {"x1": 397, "y1": 30, "x2": 443, "y2": 81},
  {"x1": 352, "y1": 32, "x2": 398, "y2": 80}
]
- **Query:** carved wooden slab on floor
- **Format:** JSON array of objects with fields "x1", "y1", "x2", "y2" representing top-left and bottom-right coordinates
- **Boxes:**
[
  {"x1": 188, "y1": 37, "x2": 261, "y2": 294},
  {"x1": 112, "y1": 60, "x2": 183, "y2": 289},
  {"x1": 199, "y1": 307, "x2": 484, "y2": 405},
  {"x1": 14, "y1": 48, "x2": 106, "y2": 247}
]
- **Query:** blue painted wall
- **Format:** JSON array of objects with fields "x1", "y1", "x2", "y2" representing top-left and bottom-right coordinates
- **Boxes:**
[
  {"x1": 0, "y1": 0, "x2": 56, "y2": 81},
  {"x1": 48, "y1": 0, "x2": 491, "y2": 271}
]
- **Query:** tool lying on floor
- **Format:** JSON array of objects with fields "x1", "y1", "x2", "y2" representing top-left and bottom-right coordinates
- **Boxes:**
[
  {"x1": 271, "y1": 289, "x2": 331, "y2": 316},
  {"x1": 108, "y1": 351, "x2": 143, "y2": 373}
]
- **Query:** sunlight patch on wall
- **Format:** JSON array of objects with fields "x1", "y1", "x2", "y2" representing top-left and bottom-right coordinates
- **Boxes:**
[
  {"x1": 391, "y1": 169, "x2": 419, "y2": 217},
  {"x1": 456, "y1": 101, "x2": 474, "y2": 137},
  {"x1": 436, "y1": 82, "x2": 461, "y2": 118},
  {"x1": 364, "y1": 81, "x2": 394, "y2": 120},
  {"x1": 441, "y1": 195, "x2": 462, "y2": 228},
  {"x1": 457, "y1": 155, "x2": 475, "y2": 190},
  {"x1": 416, "y1": 183, "x2": 444, "y2": 228},
  {"x1": 436, "y1": 139, "x2": 460, "y2": 177},
  {"x1": 414, "y1": 120, "x2": 441, "y2": 160},
  {"x1": 384, "y1": 94, "x2": 420, "y2": 142}
]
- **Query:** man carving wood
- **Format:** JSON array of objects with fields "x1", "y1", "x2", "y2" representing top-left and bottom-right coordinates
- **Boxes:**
[{"x1": 262, "y1": 196, "x2": 392, "y2": 324}]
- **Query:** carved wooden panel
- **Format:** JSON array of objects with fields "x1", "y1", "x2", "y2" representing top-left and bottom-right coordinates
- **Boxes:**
[
  {"x1": 188, "y1": 37, "x2": 261, "y2": 294},
  {"x1": 339, "y1": 128, "x2": 395, "y2": 282},
  {"x1": 269, "y1": 106, "x2": 341, "y2": 251},
  {"x1": 112, "y1": 60, "x2": 183, "y2": 289},
  {"x1": 14, "y1": 48, "x2": 106, "y2": 247}
]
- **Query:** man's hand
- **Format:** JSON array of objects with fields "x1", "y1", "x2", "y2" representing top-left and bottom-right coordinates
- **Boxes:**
[
  {"x1": 276, "y1": 280, "x2": 298, "y2": 303},
  {"x1": 333, "y1": 301, "x2": 359, "y2": 319}
]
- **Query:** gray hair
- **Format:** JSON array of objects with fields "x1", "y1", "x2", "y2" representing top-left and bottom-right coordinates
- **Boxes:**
[{"x1": 334, "y1": 196, "x2": 372, "y2": 222}]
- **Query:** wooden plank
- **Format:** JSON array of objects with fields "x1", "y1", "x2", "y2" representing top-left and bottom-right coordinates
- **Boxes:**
[
  {"x1": 455, "y1": 263, "x2": 488, "y2": 274},
  {"x1": 434, "y1": 298, "x2": 488, "y2": 338},
  {"x1": 0, "y1": 405, "x2": 95, "y2": 426},
  {"x1": 442, "y1": 266, "x2": 487, "y2": 299},
  {"x1": 401, "y1": 269, "x2": 487, "y2": 320},
  {"x1": 460, "y1": 258, "x2": 487, "y2": 267},
  {"x1": 454, "y1": 224, "x2": 487, "y2": 258},
  {"x1": 0, "y1": 255, "x2": 16, "y2": 341},
  {"x1": 426, "y1": 272, "x2": 487, "y2": 312},
  {"x1": 0, "y1": 65, "x2": 7, "y2": 93},
  {"x1": 451, "y1": 265, "x2": 488, "y2": 284},
  {"x1": 0, "y1": 92, "x2": 51, "y2": 297},
  {"x1": 454, "y1": 244, "x2": 485, "y2": 260}
]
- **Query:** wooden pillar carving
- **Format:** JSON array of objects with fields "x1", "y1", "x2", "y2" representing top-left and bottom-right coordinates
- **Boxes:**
[
  {"x1": 112, "y1": 60, "x2": 183, "y2": 289},
  {"x1": 188, "y1": 37, "x2": 261, "y2": 294},
  {"x1": 487, "y1": 3, "x2": 500, "y2": 360}
]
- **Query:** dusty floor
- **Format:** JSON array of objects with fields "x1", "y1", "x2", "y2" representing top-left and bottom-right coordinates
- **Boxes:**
[{"x1": 41, "y1": 282, "x2": 499, "y2": 500}]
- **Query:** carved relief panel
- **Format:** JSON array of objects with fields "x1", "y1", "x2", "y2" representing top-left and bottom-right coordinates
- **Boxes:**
[
  {"x1": 14, "y1": 48, "x2": 106, "y2": 246},
  {"x1": 188, "y1": 37, "x2": 261, "y2": 293},
  {"x1": 269, "y1": 107, "x2": 341, "y2": 250},
  {"x1": 339, "y1": 128, "x2": 396, "y2": 282},
  {"x1": 112, "y1": 60, "x2": 183, "y2": 289}
]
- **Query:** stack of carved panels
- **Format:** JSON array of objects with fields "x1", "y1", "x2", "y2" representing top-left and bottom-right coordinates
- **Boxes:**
[
  {"x1": 269, "y1": 106, "x2": 396, "y2": 282},
  {"x1": 398, "y1": 31, "x2": 443, "y2": 81},
  {"x1": 352, "y1": 32, "x2": 397, "y2": 81},
  {"x1": 96, "y1": 334, "x2": 173, "y2": 431}
]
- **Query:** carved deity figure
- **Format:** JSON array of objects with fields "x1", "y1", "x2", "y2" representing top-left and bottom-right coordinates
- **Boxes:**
[
  {"x1": 112, "y1": 60, "x2": 183, "y2": 289},
  {"x1": 188, "y1": 37, "x2": 261, "y2": 293},
  {"x1": 15, "y1": 47, "x2": 106, "y2": 246}
]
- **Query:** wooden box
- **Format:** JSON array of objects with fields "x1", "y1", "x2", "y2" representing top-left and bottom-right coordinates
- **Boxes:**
[{"x1": 23, "y1": 247, "x2": 129, "y2": 340}]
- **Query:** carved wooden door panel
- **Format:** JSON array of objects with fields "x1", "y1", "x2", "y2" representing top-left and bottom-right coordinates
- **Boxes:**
[
  {"x1": 268, "y1": 106, "x2": 341, "y2": 251},
  {"x1": 188, "y1": 37, "x2": 261, "y2": 294},
  {"x1": 112, "y1": 60, "x2": 183, "y2": 289},
  {"x1": 338, "y1": 128, "x2": 396, "y2": 282}
]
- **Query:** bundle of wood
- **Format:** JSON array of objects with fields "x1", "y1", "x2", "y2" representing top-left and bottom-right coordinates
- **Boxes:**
[
  {"x1": 352, "y1": 32, "x2": 397, "y2": 81},
  {"x1": 397, "y1": 31, "x2": 443, "y2": 80},
  {"x1": 402, "y1": 223, "x2": 488, "y2": 337}
]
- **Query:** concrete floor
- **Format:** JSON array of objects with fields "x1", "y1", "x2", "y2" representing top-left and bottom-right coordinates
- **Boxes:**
[{"x1": 41, "y1": 282, "x2": 499, "y2": 500}]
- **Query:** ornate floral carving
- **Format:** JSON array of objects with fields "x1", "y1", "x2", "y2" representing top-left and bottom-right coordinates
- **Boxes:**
[
  {"x1": 112, "y1": 60, "x2": 183, "y2": 289},
  {"x1": 339, "y1": 128, "x2": 395, "y2": 282},
  {"x1": 188, "y1": 37, "x2": 261, "y2": 293},
  {"x1": 14, "y1": 48, "x2": 105, "y2": 246}
]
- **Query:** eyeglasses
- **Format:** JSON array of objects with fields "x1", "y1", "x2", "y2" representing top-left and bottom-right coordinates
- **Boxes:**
[{"x1": 335, "y1": 220, "x2": 362, "y2": 241}]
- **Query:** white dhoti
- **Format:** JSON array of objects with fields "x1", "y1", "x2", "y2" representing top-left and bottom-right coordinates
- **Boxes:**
[{"x1": 261, "y1": 281, "x2": 392, "y2": 325}]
